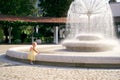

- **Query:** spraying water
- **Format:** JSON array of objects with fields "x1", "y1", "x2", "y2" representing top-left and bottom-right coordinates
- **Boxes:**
[
  {"x1": 66, "y1": 0, "x2": 116, "y2": 39},
  {"x1": 62, "y1": 0, "x2": 118, "y2": 52}
]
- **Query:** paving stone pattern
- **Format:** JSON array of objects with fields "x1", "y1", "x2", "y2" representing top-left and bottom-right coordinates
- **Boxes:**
[{"x1": 0, "y1": 45, "x2": 120, "y2": 80}]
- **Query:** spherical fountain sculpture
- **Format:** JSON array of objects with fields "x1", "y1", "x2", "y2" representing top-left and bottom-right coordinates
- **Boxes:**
[{"x1": 6, "y1": 0, "x2": 120, "y2": 65}]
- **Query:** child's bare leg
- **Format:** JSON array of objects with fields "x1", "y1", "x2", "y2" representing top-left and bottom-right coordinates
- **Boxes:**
[{"x1": 29, "y1": 60, "x2": 33, "y2": 64}]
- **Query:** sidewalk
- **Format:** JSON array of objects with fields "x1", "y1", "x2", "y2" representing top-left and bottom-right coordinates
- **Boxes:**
[{"x1": 0, "y1": 45, "x2": 120, "y2": 80}]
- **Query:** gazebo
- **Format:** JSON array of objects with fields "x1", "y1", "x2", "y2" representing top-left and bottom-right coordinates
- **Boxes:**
[{"x1": 0, "y1": 15, "x2": 67, "y2": 44}]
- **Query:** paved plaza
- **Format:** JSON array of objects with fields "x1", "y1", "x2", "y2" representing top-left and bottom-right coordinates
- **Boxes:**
[{"x1": 0, "y1": 44, "x2": 120, "y2": 80}]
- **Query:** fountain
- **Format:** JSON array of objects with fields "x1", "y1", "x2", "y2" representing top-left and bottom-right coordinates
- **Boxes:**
[
  {"x1": 62, "y1": 33, "x2": 118, "y2": 52},
  {"x1": 62, "y1": 0, "x2": 119, "y2": 52},
  {"x1": 6, "y1": 0, "x2": 120, "y2": 65},
  {"x1": 65, "y1": 0, "x2": 115, "y2": 38}
]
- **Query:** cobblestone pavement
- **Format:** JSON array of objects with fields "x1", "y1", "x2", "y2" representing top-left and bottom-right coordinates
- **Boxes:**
[
  {"x1": 0, "y1": 61, "x2": 120, "y2": 80},
  {"x1": 0, "y1": 45, "x2": 120, "y2": 80}
]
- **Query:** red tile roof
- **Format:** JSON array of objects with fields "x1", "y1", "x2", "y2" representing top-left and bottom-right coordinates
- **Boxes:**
[
  {"x1": 0, "y1": 15, "x2": 120, "y2": 24},
  {"x1": 0, "y1": 15, "x2": 67, "y2": 23}
]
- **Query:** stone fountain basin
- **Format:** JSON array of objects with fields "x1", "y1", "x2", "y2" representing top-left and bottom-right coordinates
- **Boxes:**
[
  {"x1": 6, "y1": 45, "x2": 120, "y2": 64},
  {"x1": 62, "y1": 33, "x2": 119, "y2": 52},
  {"x1": 62, "y1": 39, "x2": 118, "y2": 52},
  {"x1": 75, "y1": 34, "x2": 104, "y2": 41}
]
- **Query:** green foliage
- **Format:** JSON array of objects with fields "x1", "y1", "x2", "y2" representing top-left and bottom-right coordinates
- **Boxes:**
[
  {"x1": 0, "y1": 28, "x2": 4, "y2": 43},
  {"x1": 21, "y1": 26, "x2": 34, "y2": 35},
  {"x1": 24, "y1": 38, "x2": 31, "y2": 43},
  {"x1": 0, "y1": 0, "x2": 37, "y2": 43},
  {"x1": 0, "y1": 20, "x2": 37, "y2": 26},
  {"x1": 40, "y1": 0, "x2": 73, "y2": 17},
  {"x1": 0, "y1": 0, "x2": 37, "y2": 16},
  {"x1": 38, "y1": 0, "x2": 73, "y2": 43},
  {"x1": 13, "y1": 39, "x2": 21, "y2": 44},
  {"x1": 12, "y1": 26, "x2": 21, "y2": 40},
  {"x1": 0, "y1": 0, "x2": 73, "y2": 43}
]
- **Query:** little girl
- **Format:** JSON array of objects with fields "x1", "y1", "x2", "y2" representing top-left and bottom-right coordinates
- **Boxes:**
[{"x1": 28, "y1": 42, "x2": 39, "y2": 64}]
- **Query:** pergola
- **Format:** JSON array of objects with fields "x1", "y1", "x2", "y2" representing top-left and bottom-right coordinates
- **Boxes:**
[
  {"x1": 0, "y1": 15, "x2": 67, "y2": 44},
  {"x1": 1, "y1": 15, "x2": 120, "y2": 44},
  {"x1": 1, "y1": 15, "x2": 120, "y2": 23},
  {"x1": 0, "y1": 15, "x2": 66, "y2": 23}
]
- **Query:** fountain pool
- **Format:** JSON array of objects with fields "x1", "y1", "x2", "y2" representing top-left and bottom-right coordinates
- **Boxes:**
[
  {"x1": 6, "y1": 44, "x2": 120, "y2": 64},
  {"x1": 6, "y1": 0, "x2": 120, "y2": 65}
]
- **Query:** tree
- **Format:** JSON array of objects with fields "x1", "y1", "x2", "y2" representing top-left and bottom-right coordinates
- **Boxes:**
[
  {"x1": 0, "y1": 0, "x2": 37, "y2": 43},
  {"x1": 39, "y1": 0, "x2": 73, "y2": 43},
  {"x1": 0, "y1": 0, "x2": 37, "y2": 16},
  {"x1": 0, "y1": 27, "x2": 4, "y2": 43},
  {"x1": 39, "y1": 0, "x2": 73, "y2": 17}
]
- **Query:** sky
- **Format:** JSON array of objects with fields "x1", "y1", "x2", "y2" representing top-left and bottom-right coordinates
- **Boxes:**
[{"x1": 116, "y1": 0, "x2": 120, "y2": 2}]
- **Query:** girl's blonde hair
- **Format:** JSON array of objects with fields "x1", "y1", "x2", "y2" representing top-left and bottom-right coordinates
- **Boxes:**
[{"x1": 32, "y1": 42, "x2": 37, "y2": 46}]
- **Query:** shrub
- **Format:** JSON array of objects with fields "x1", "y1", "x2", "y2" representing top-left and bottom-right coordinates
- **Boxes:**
[
  {"x1": 0, "y1": 29, "x2": 4, "y2": 43},
  {"x1": 13, "y1": 39, "x2": 21, "y2": 44}
]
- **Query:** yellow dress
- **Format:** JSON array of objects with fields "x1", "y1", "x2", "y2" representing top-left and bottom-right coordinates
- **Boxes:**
[{"x1": 28, "y1": 49, "x2": 37, "y2": 61}]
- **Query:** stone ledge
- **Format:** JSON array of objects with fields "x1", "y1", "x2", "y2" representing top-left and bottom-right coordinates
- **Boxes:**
[{"x1": 6, "y1": 45, "x2": 120, "y2": 64}]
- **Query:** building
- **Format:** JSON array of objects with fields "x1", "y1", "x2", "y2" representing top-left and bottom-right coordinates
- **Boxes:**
[{"x1": 110, "y1": 2, "x2": 120, "y2": 37}]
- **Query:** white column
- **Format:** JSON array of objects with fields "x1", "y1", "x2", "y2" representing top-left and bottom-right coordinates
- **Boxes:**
[
  {"x1": 53, "y1": 27, "x2": 56, "y2": 43},
  {"x1": 36, "y1": 25, "x2": 39, "y2": 33},
  {"x1": 32, "y1": 36, "x2": 34, "y2": 42},
  {"x1": 31, "y1": 26, "x2": 34, "y2": 43},
  {"x1": 53, "y1": 26, "x2": 59, "y2": 44}
]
